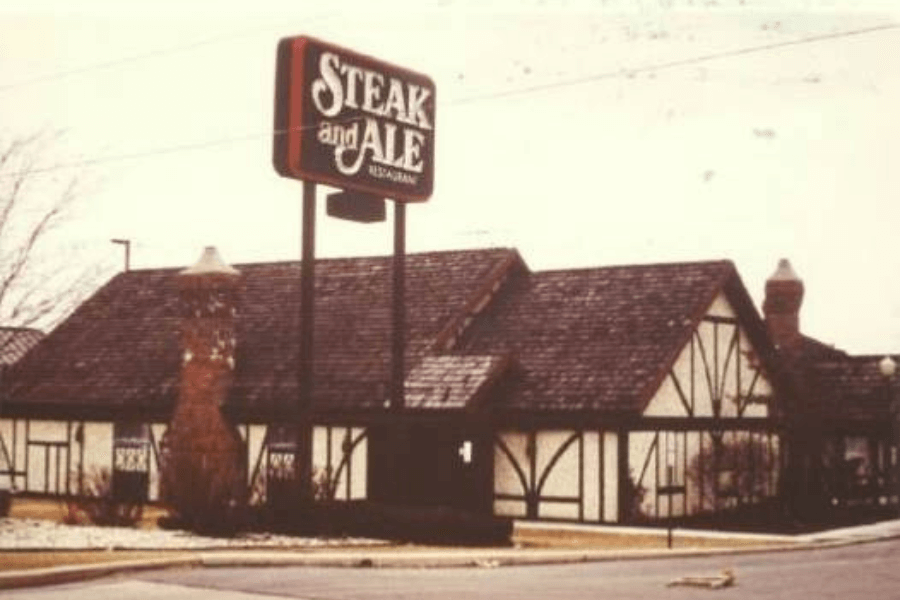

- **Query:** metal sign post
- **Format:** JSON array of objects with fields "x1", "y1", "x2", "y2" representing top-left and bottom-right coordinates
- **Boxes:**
[
  {"x1": 658, "y1": 466, "x2": 685, "y2": 549},
  {"x1": 273, "y1": 34, "x2": 435, "y2": 510},
  {"x1": 296, "y1": 181, "x2": 316, "y2": 503},
  {"x1": 392, "y1": 202, "x2": 405, "y2": 410}
]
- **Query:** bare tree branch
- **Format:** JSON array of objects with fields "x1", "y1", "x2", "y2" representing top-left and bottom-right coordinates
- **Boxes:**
[{"x1": 0, "y1": 131, "x2": 105, "y2": 360}]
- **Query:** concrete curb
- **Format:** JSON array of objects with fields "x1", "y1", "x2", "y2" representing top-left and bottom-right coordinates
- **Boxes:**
[
  {"x1": 2, "y1": 527, "x2": 899, "y2": 590},
  {"x1": 0, "y1": 556, "x2": 200, "y2": 590}
]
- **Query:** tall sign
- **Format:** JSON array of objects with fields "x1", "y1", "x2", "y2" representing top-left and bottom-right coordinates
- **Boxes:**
[{"x1": 273, "y1": 36, "x2": 436, "y2": 203}]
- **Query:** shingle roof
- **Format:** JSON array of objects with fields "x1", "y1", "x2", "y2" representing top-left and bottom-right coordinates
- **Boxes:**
[
  {"x1": 799, "y1": 335, "x2": 848, "y2": 362},
  {"x1": 5, "y1": 248, "x2": 519, "y2": 419},
  {"x1": 454, "y1": 260, "x2": 767, "y2": 414},
  {"x1": 798, "y1": 354, "x2": 898, "y2": 424},
  {"x1": 404, "y1": 355, "x2": 510, "y2": 410},
  {"x1": 0, "y1": 328, "x2": 43, "y2": 366},
  {"x1": 5, "y1": 248, "x2": 773, "y2": 421}
]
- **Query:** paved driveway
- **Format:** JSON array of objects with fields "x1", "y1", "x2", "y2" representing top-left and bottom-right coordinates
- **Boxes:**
[{"x1": 2, "y1": 537, "x2": 899, "y2": 600}]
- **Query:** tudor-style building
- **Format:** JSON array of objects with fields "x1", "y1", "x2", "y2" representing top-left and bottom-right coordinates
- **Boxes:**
[{"x1": 0, "y1": 247, "x2": 786, "y2": 524}]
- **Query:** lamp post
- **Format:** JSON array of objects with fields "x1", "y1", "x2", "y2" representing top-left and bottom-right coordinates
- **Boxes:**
[{"x1": 878, "y1": 356, "x2": 897, "y2": 512}]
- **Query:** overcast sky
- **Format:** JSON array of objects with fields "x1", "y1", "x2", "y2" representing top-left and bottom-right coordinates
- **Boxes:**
[{"x1": 1, "y1": 0, "x2": 899, "y2": 354}]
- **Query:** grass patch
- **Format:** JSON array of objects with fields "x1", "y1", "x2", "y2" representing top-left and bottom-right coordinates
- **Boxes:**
[{"x1": 8, "y1": 497, "x2": 168, "y2": 529}]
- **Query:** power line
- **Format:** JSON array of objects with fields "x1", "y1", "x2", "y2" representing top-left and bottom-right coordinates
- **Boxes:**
[
  {"x1": 0, "y1": 21, "x2": 896, "y2": 179},
  {"x1": 0, "y1": 15, "x2": 335, "y2": 94},
  {"x1": 0, "y1": 130, "x2": 273, "y2": 177},
  {"x1": 0, "y1": 118, "x2": 364, "y2": 178},
  {"x1": 450, "y1": 22, "x2": 899, "y2": 105}
]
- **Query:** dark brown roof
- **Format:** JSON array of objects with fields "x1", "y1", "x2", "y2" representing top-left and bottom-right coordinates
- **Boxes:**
[
  {"x1": 5, "y1": 248, "x2": 777, "y2": 421},
  {"x1": 0, "y1": 328, "x2": 44, "y2": 366},
  {"x1": 798, "y1": 335, "x2": 849, "y2": 362},
  {"x1": 454, "y1": 259, "x2": 776, "y2": 415},
  {"x1": 5, "y1": 248, "x2": 520, "y2": 419},
  {"x1": 404, "y1": 355, "x2": 510, "y2": 410},
  {"x1": 796, "y1": 354, "x2": 898, "y2": 424}
]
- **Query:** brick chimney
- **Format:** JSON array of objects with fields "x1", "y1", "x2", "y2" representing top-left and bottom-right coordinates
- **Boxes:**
[
  {"x1": 763, "y1": 258, "x2": 805, "y2": 355},
  {"x1": 161, "y1": 247, "x2": 246, "y2": 529}
]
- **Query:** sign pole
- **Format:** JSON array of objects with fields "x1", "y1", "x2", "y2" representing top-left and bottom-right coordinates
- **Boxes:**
[
  {"x1": 667, "y1": 466, "x2": 674, "y2": 549},
  {"x1": 273, "y1": 34, "x2": 435, "y2": 510},
  {"x1": 392, "y1": 201, "x2": 406, "y2": 411},
  {"x1": 391, "y1": 200, "x2": 407, "y2": 504},
  {"x1": 297, "y1": 179, "x2": 316, "y2": 504}
]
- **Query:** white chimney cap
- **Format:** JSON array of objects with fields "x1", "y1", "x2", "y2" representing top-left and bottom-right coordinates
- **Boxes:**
[
  {"x1": 768, "y1": 258, "x2": 800, "y2": 282},
  {"x1": 180, "y1": 246, "x2": 239, "y2": 277}
]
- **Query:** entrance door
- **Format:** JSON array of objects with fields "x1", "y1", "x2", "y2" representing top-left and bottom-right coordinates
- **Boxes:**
[{"x1": 368, "y1": 423, "x2": 490, "y2": 513}]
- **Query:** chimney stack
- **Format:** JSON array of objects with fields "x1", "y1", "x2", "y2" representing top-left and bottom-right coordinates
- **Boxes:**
[
  {"x1": 161, "y1": 247, "x2": 246, "y2": 530},
  {"x1": 763, "y1": 258, "x2": 804, "y2": 355}
]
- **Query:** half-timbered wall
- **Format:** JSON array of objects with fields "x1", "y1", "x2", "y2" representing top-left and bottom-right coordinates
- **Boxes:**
[
  {"x1": 0, "y1": 418, "x2": 171, "y2": 500},
  {"x1": 491, "y1": 294, "x2": 779, "y2": 525},
  {"x1": 245, "y1": 423, "x2": 368, "y2": 504},
  {"x1": 313, "y1": 425, "x2": 367, "y2": 500},
  {"x1": 633, "y1": 292, "x2": 779, "y2": 519},
  {"x1": 494, "y1": 430, "x2": 619, "y2": 522},
  {"x1": 1, "y1": 419, "x2": 369, "y2": 505}
]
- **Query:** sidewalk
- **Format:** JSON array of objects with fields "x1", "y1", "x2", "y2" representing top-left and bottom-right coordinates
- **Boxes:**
[{"x1": 2, "y1": 517, "x2": 900, "y2": 590}]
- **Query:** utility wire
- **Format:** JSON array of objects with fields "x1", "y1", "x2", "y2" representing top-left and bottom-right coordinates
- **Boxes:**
[
  {"x1": 0, "y1": 22, "x2": 896, "y2": 179},
  {"x1": 0, "y1": 15, "x2": 335, "y2": 94},
  {"x1": 452, "y1": 22, "x2": 899, "y2": 105}
]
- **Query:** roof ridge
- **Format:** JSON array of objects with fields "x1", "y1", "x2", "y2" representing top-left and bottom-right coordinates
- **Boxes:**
[
  {"x1": 432, "y1": 250, "x2": 525, "y2": 353},
  {"x1": 117, "y1": 247, "x2": 518, "y2": 274},
  {"x1": 533, "y1": 258, "x2": 734, "y2": 277}
]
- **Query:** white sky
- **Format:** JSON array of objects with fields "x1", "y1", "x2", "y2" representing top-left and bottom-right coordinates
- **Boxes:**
[{"x1": 1, "y1": 0, "x2": 899, "y2": 354}]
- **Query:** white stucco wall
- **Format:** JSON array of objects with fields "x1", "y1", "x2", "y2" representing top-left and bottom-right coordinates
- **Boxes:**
[
  {"x1": 0, "y1": 419, "x2": 20, "y2": 489},
  {"x1": 80, "y1": 421, "x2": 113, "y2": 495},
  {"x1": 706, "y1": 293, "x2": 737, "y2": 319},
  {"x1": 149, "y1": 423, "x2": 167, "y2": 501},
  {"x1": 11, "y1": 420, "x2": 26, "y2": 486},
  {"x1": 537, "y1": 431, "x2": 579, "y2": 498},
  {"x1": 603, "y1": 432, "x2": 619, "y2": 521},
  {"x1": 582, "y1": 431, "x2": 600, "y2": 521},
  {"x1": 347, "y1": 427, "x2": 367, "y2": 500},
  {"x1": 494, "y1": 431, "x2": 528, "y2": 518},
  {"x1": 246, "y1": 424, "x2": 267, "y2": 497},
  {"x1": 536, "y1": 430, "x2": 580, "y2": 520}
]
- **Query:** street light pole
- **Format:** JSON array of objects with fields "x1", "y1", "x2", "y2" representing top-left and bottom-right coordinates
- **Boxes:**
[
  {"x1": 111, "y1": 239, "x2": 131, "y2": 271},
  {"x1": 878, "y1": 356, "x2": 897, "y2": 513}
]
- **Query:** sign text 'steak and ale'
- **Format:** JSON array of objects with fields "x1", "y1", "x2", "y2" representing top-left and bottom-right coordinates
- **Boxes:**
[{"x1": 273, "y1": 36, "x2": 436, "y2": 202}]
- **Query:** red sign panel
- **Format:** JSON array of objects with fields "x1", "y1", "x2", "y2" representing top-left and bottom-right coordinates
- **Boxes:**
[{"x1": 273, "y1": 36, "x2": 436, "y2": 202}]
